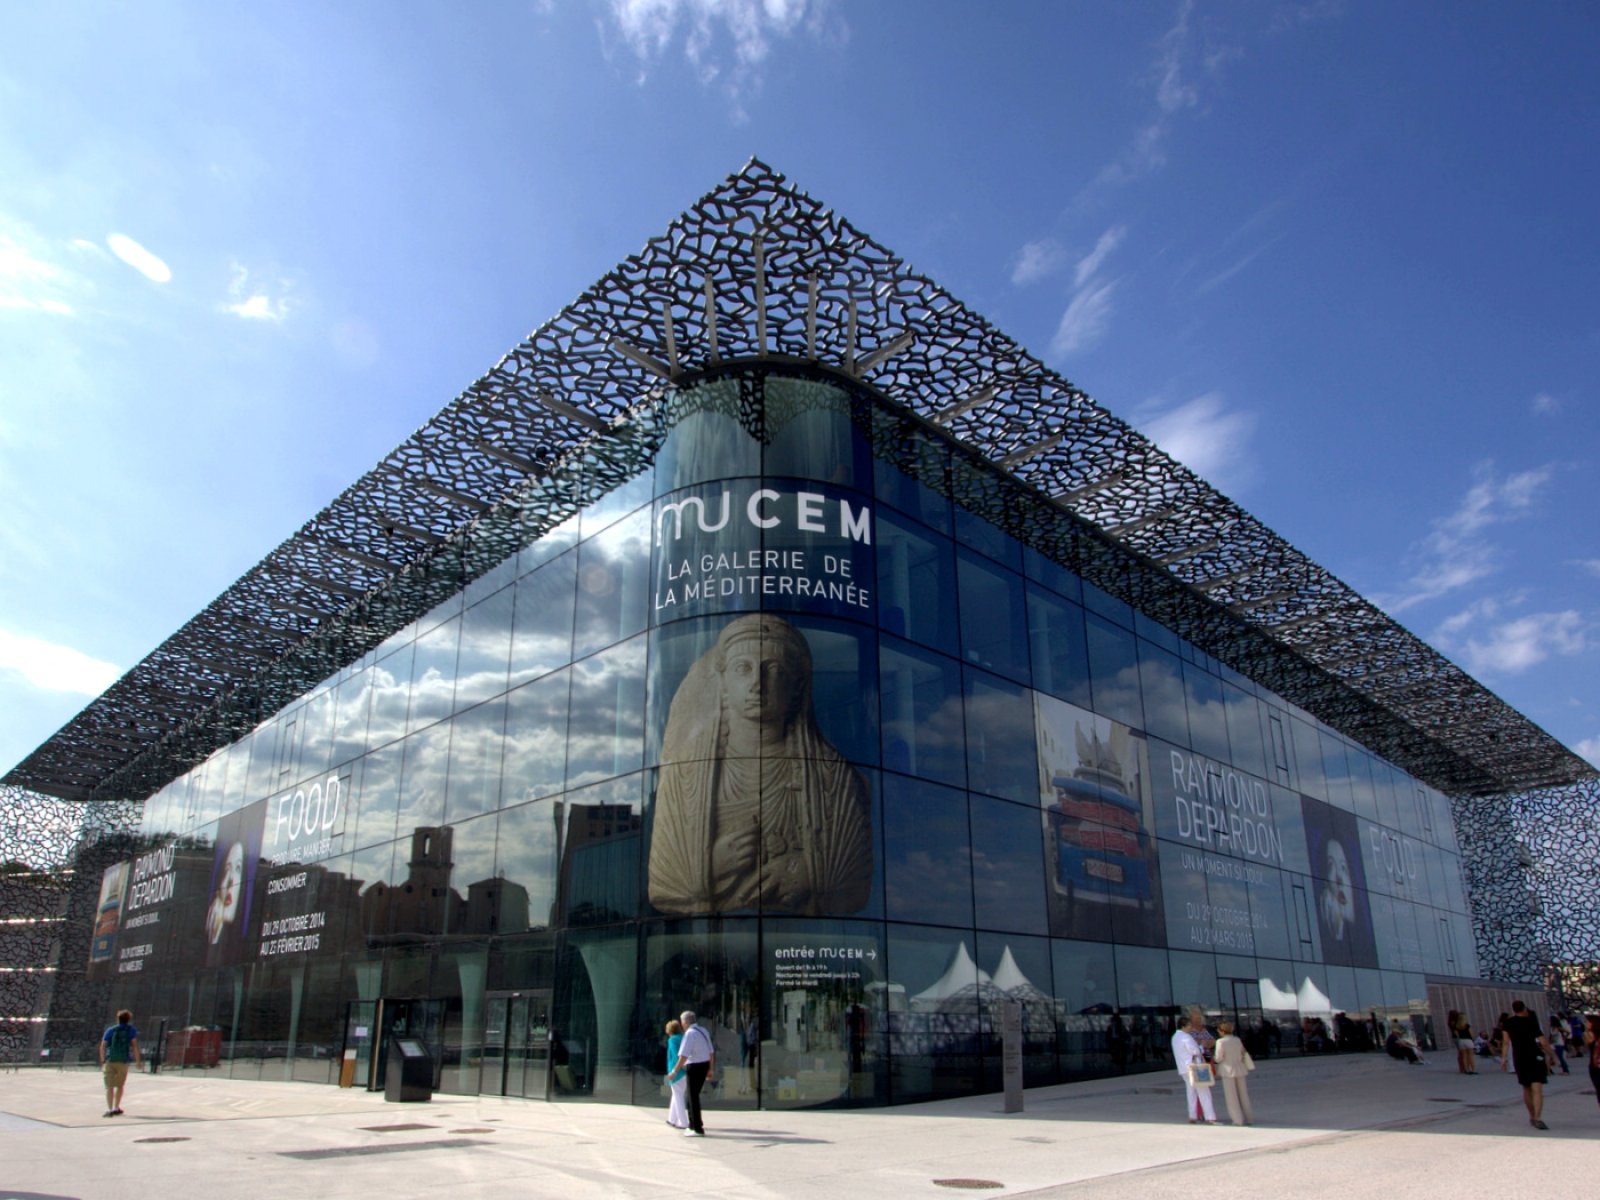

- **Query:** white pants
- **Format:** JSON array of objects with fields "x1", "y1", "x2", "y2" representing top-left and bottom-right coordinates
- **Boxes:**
[
  {"x1": 1183, "y1": 1079, "x2": 1217, "y2": 1121},
  {"x1": 667, "y1": 1075, "x2": 689, "y2": 1128}
]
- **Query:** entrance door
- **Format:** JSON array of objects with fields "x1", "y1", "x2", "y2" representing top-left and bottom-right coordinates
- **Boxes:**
[
  {"x1": 479, "y1": 989, "x2": 551, "y2": 1100},
  {"x1": 1222, "y1": 978, "x2": 1265, "y2": 1057}
]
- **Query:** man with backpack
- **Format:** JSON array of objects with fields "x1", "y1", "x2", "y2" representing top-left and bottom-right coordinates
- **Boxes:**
[{"x1": 99, "y1": 1009, "x2": 141, "y2": 1117}]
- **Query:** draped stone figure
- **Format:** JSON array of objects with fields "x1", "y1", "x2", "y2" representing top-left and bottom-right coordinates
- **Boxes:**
[{"x1": 648, "y1": 613, "x2": 872, "y2": 916}]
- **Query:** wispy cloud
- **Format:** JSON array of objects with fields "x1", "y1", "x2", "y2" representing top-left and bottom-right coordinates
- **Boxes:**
[
  {"x1": 1011, "y1": 238, "x2": 1066, "y2": 286},
  {"x1": 1268, "y1": 0, "x2": 1346, "y2": 35},
  {"x1": 1432, "y1": 605, "x2": 1586, "y2": 676},
  {"x1": 1576, "y1": 735, "x2": 1600, "y2": 769},
  {"x1": 0, "y1": 628, "x2": 120, "y2": 696},
  {"x1": 221, "y1": 262, "x2": 293, "y2": 322},
  {"x1": 1382, "y1": 462, "x2": 1556, "y2": 613},
  {"x1": 0, "y1": 219, "x2": 81, "y2": 316},
  {"x1": 601, "y1": 0, "x2": 839, "y2": 121},
  {"x1": 1574, "y1": 559, "x2": 1600, "y2": 578},
  {"x1": 1136, "y1": 391, "x2": 1258, "y2": 494},
  {"x1": 1051, "y1": 279, "x2": 1118, "y2": 357},
  {"x1": 106, "y1": 232, "x2": 172, "y2": 283},
  {"x1": 1074, "y1": 225, "x2": 1127, "y2": 288},
  {"x1": 1531, "y1": 391, "x2": 1560, "y2": 415}
]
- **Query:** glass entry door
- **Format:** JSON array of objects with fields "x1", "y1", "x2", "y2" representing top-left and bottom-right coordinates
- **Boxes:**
[
  {"x1": 1223, "y1": 977, "x2": 1266, "y2": 1057},
  {"x1": 480, "y1": 989, "x2": 551, "y2": 1100}
]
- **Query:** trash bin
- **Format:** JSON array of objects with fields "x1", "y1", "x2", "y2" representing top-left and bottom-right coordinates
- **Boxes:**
[{"x1": 384, "y1": 1037, "x2": 433, "y2": 1103}]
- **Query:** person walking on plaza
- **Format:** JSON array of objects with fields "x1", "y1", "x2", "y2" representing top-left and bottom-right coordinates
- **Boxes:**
[
  {"x1": 1547, "y1": 1016, "x2": 1570, "y2": 1074},
  {"x1": 1449, "y1": 1010, "x2": 1477, "y2": 1074},
  {"x1": 1584, "y1": 1014, "x2": 1600, "y2": 1112},
  {"x1": 671, "y1": 1010, "x2": 715, "y2": 1137},
  {"x1": 1171, "y1": 1008, "x2": 1217, "y2": 1124},
  {"x1": 662, "y1": 1018, "x2": 689, "y2": 1129},
  {"x1": 1501, "y1": 1000, "x2": 1555, "y2": 1130},
  {"x1": 98, "y1": 1009, "x2": 141, "y2": 1117},
  {"x1": 1213, "y1": 1020, "x2": 1254, "y2": 1126}
]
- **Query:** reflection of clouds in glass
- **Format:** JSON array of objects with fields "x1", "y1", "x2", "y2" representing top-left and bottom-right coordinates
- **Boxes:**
[
  {"x1": 1097, "y1": 663, "x2": 1144, "y2": 732},
  {"x1": 447, "y1": 812, "x2": 498, "y2": 888},
  {"x1": 503, "y1": 672, "x2": 570, "y2": 806},
  {"x1": 510, "y1": 553, "x2": 577, "y2": 688},
  {"x1": 446, "y1": 701, "x2": 506, "y2": 822},
  {"x1": 396, "y1": 725, "x2": 450, "y2": 827},
  {"x1": 495, "y1": 801, "x2": 558, "y2": 930},
  {"x1": 567, "y1": 640, "x2": 646, "y2": 789},
  {"x1": 366, "y1": 661, "x2": 411, "y2": 749}
]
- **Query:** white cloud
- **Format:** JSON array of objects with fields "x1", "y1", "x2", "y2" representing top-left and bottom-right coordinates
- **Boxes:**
[
  {"x1": 1575, "y1": 735, "x2": 1600, "y2": 769},
  {"x1": 1531, "y1": 392, "x2": 1560, "y2": 415},
  {"x1": 0, "y1": 628, "x2": 120, "y2": 695},
  {"x1": 1574, "y1": 559, "x2": 1600, "y2": 578},
  {"x1": 1050, "y1": 279, "x2": 1118, "y2": 357},
  {"x1": 1074, "y1": 225, "x2": 1127, "y2": 288},
  {"x1": 106, "y1": 232, "x2": 172, "y2": 283},
  {"x1": 1445, "y1": 610, "x2": 1586, "y2": 676},
  {"x1": 222, "y1": 262, "x2": 293, "y2": 322},
  {"x1": 602, "y1": 0, "x2": 834, "y2": 118},
  {"x1": 1383, "y1": 462, "x2": 1556, "y2": 613},
  {"x1": 0, "y1": 224, "x2": 81, "y2": 315},
  {"x1": 1011, "y1": 238, "x2": 1065, "y2": 286},
  {"x1": 1155, "y1": 1, "x2": 1199, "y2": 113},
  {"x1": 1137, "y1": 392, "x2": 1258, "y2": 492}
]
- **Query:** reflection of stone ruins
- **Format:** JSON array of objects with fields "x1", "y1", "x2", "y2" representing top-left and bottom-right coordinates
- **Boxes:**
[{"x1": 649, "y1": 613, "x2": 872, "y2": 915}]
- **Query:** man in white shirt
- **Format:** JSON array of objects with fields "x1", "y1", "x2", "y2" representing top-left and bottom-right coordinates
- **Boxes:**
[
  {"x1": 672, "y1": 1010, "x2": 716, "y2": 1136},
  {"x1": 1171, "y1": 1007, "x2": 1217, "y2": 1124}
]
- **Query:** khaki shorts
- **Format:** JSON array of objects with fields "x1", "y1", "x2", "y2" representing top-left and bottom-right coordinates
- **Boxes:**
[{"x1": 103, "y1": 1061, "x2": 130, "y2": 1087}]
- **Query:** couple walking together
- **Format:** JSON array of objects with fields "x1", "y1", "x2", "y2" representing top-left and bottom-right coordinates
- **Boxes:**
[{"x1": 663, "y1": 1011, "x2": 716, "y2": 1136}]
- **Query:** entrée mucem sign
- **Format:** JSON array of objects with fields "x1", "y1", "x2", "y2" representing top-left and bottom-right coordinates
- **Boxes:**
[{"x1": 653, "y1": 484, "x2": 874, "y2": 616}]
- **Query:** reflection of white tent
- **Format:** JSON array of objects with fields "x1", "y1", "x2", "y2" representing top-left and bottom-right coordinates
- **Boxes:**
[
  {"x1": 1296, "y1": 977, "x2": 1333, "y2": 1016},
  {"x1": 990, "y1": 946, "x2": 1050, "y2": 1004},
  {"x1": 1259, "y1": 976, "x2": 1298, "y2": 1011},
  {"x1": 912, "y1": 941, "x2": 989, "y2": 1005}
]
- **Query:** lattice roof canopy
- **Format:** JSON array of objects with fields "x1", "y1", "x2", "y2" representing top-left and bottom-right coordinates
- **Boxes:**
[{"x1": 5, "y1": 160, "x2": 1593, "y2": 805}]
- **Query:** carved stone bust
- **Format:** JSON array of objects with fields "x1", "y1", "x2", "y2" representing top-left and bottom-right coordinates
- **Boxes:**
[{"x1": 648, "y1": 613, "x2": 872, "y2": 915}]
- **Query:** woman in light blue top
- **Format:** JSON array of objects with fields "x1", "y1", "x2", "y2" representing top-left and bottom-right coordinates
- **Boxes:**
[{"x1": 663, "y1": 1019, "x2": 689, "y2": 1129}]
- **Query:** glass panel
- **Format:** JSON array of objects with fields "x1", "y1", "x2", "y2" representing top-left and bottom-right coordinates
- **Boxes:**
[
  {"x1": 554, "y1": 775, "x2": 643, "y2": 928},
  {"x1": 882, "y1": 774, "x2": 973, "y2": 928},
  {"x1": 764, "y1": 377, "x2": 869, "y2": 488},
  {"x1": 885, "y1": 924, "x2": 984, "y2": 1103},
  {"x1": 330, "y1": 667, "x2": 374, "y2": 767},
  {"x1": 1052, "y1": 939, "x2": 1120, "y2": 1076},
  {"x1": 509, "y1": 551, "x2": 577, "y2": 689},
  {"x1": 1221, "y1": 683, "x2": 1267, "y2": 780},
  {"x1": 1022, "y1": 544, "x2": 1081, "y2": 601},
  {"x1": 876, "y1": 510, "x2": 958, "y2": 654},
  {"x1": 962, "y1": 669, "x2": 1036, "y2": 805},
  {"x1": 502, "y1": 669, "x2": 571, "y2": 807},
  {"x1": 975, "y1": 932, "x2": 1057, "y2": 1087},
  {"x1": 970, "y1": 794, "x2": 1048, "y2": 935},
  {"x1": 655, "y1": 380, "x2": 761, "y2": 492},
  {"x1": 367, "y1": 643, "x2": 414, "y2": 752},
  {"x1": 1113, "y1": 944, "x2": 1174, "y2": 1067},
  {"x1": 873, "y1": 424, "x2": 952, "y2": 534},
  {"x1": 494, "y1": 799, "x2": 561, "y2": 933},
  {"x1": 454, "y1": 584, "x2": 515, "y2": 711},
  {"x1": 879, "y1": 637, "x2": 965, "y2": 787},
  {"x1": 573, "y1": 507, "x2": 651, "y2": 660},
  {"x1": 1182, "y1": 663, "x2": 1231, "y2": 764},
  {"x1": 408, "y1": 616, "x2": 461, "y2": 734},
  {"x1": 957, "y1": 550, "x2": 1030, "y2": 683},
  {"x1": 350, "y1": 744, "x2": 402, "y2": 851},
  {"x1": 1026, "y1": 585, "x2": 1092, "y2": 709},
  {"x1": 1137, "y1": 639, "x2": 1189, "y2": 747},
  {"x1": 444, "y1": 698, "x2": 507, "y2": 824},
  {"x1": 396, "y1": 723, "x2": 451, "y2": 833},
  {"x1": 639, "y1": 920, "x2": 760, "y2": 1109},
  {"x1": 1085, "y1": 613, "x2": 1143, "y2": 729},
  {"x1": 566, "y1": 637, "x2": 647, "y2": 789}
]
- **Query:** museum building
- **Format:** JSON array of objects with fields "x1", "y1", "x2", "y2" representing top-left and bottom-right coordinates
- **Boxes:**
[{"x1": 3, "y1": 162, "x2": 1595, "y2": 1106}]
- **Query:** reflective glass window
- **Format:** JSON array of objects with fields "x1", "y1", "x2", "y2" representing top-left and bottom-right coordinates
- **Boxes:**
[
  {"x1": 970, "y1": 794, "x2": 1048, "y2": 935},
  {"x1": 444, "y1": 698, "x2": 507, "y2": 824},
  {"x1": 873, "y1": 421, "x2": 952, "y2": 534},
  {"x1": 509, "y1": 550, "x2": 577, "y2": 688},
  {"x1": 1289, "y1": 718, "x2": 1325, "y2": 799},
  {"x1": 953, "y1": 499, "x2": 1023, "y2": 571},
  {"x1": 396, "y1": 722, "x2": 451, "y2": 832},
  {"x1": 1137, "y1": 640, "x2": 1189, "y2": 747},
  {"x1": 962, "y1": 668, "x2": 1037, "y2": 804},
  {"x1": 579, "y1": 467, "x2": 653, "y2": 541},
  {"x1": 655, "y1": 382, "x2": 761, "y2": 492},
  {"x1": 1023, "y1": 544, "x2": 1081, "y2": 601},
  {"x1": 1221, "y1": 684, "x2": 1267, "y2": 780},
  {"x1": 1026, "y1": 584, "x2": 1092, "y2": 709},
  {"x1": 1082, "y1": 581, "x2": 1134, "y2": 629},
  {"x1": 1168, "y1": 950, "x2": 1219, "y2": 1011},
  {"x1": 350, "y1": 744, "x2": 402, "y2": 850},
  {"x1": 502, "y1": 669, "x2": 571, "y2": 807},
  {"x1": 454, "y1": 584, "x2": 514, "y2": 711},
  {"x1": 975, "y1": 932, "x2": 1057, "y2": 1086},
  {"x1": 566, "y1": 637, "x2": 647, "y2": 789},
  {"x1": 1319, "y1": 731, "x2": 1355, "y2": 810},
  {"x1": 330, "y1": 668, "x2": 373, "y2": 767},
  {"x1": 573, "y1": 507, "x2": 651, "y2": 660},
  {"x1": 298, "y1": 688, "x2": 335, "y2": 784},
  {"x1": 553, "y1": 775, "x2": 643, "y2": 927},
  {"x1": 1182, "y1": 663, "x2": 1231, "y2": 764},
  {"x1": 764, "y1": 377, "x2": 870, "y2": 487},
  {"x1": 884, "y1": 923, "x2": 983, "y2": 1102},
  {"x1": 518, "y1": 512, "x2": 580, "y2": 577},
  {"x1": 879, "y1": 637, "x2": 966, "y2": 787},
  {"x1": 1113, "y1": 944, "x2": 1173, "y2": 1058},
  {"x1": 446, "y1": 811, "x2": 500, "y2": 934},
  {"x1": 876, "y1": 510, "x2": 958, "y2": 653},
  {"x1": 408, "y1": 615, "x2": 461, "y2": 734},
  {"x1": 1086, "y1": 613, "x2": 1144, "y2": 729},
  {"x1": 882, "y1": 774, "x2": 973, "y2": 927},
  {"x1": 1051, "y1": 939, "x2": 1120, "y2": 1076},
  {"x1": 791, "y1": 616, "x2": 879, "y2": 769},
  {"x1": 494, "y1": 799, "x2": 561, "y2": 933},
  {"x1": 957, "y1": 550, "x2": 1030, "y2": 682},
  {"x1": 367, "y1": 643, "x2": 414, "y2": 752}
]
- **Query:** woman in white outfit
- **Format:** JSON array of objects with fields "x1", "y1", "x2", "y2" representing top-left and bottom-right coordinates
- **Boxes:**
[
  {"x1": 1212, "y1": 1021, "x2": 1254, "y2": 1125},
  {"x1": 663, "y1": 1019, "x2": 689, "y2": 1129},
  {"x1": 1171, "y1": 1008, "x2": 1218, "y2": 1124}
]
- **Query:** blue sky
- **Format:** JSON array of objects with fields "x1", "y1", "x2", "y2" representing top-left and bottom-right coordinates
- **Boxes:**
[{"x1": 1, "y1": 0, "x2": 1596, "y2": 780}]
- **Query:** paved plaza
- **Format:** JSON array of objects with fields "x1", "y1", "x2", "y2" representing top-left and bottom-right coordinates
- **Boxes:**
[{"x1": 2, "y1": 1052, "x2": 1596, "y2": 1199}]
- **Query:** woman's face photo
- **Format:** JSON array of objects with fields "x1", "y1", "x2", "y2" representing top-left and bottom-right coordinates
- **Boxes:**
[
  {"x1": 218, "y1": 841, "x2": 245, "y2": 923},
  {"x1": 1320, "y1": 839, "x2": 1354, "y2": 938}
]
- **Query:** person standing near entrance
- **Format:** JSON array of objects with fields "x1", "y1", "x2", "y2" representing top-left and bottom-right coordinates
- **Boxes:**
[
  {"x1": 1171, "y1": 1008, "x2": 1217, "y2": 1124},
  {"x1": 672, "y1": 1010, "x2": 716, "y2": 1137},
  {"x1": 98, "y1": 1009, "x2": 141, "y2": 1117},
  {"x1": 1212, "y1": 1021, "x2": 1254, "y2": 1125},
  {"x1": 1501, "y1": 1000, "x2": 1555, "y2": 1130}
]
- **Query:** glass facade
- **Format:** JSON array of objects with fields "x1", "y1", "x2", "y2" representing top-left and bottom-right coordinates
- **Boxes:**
[{"x1": 95, "y1": 369, "x2": 1475, "y2": 1108}]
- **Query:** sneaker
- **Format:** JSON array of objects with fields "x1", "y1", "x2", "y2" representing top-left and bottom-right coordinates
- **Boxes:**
[
  {"x1": 112, "y1": 1108, "x2": 123, "y2": 1115},
  {"x1": 103, "y1": 1110, "x2": 115, "y2": 1118},
  {"x1": 1531, "y1": 1119, "x2": 1548, "y2": 1130}
]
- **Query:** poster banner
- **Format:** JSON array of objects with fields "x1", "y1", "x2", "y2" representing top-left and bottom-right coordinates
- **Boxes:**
[
  {"x1": 651, "y1": 481, "x2": 874, "y2": 623},
  {"x1": 1034, "y1": 695, "x2": 1164, "y2": 946},
  {"x1": 202, "y1": 799, "x2": 267, "y2": 967},
  {"x1": 1301, "y1": 796, "x2": 1379, "y2": 968},
  {"x1": 86, "y1": 861, "x2": 130, "y2": 977}
]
